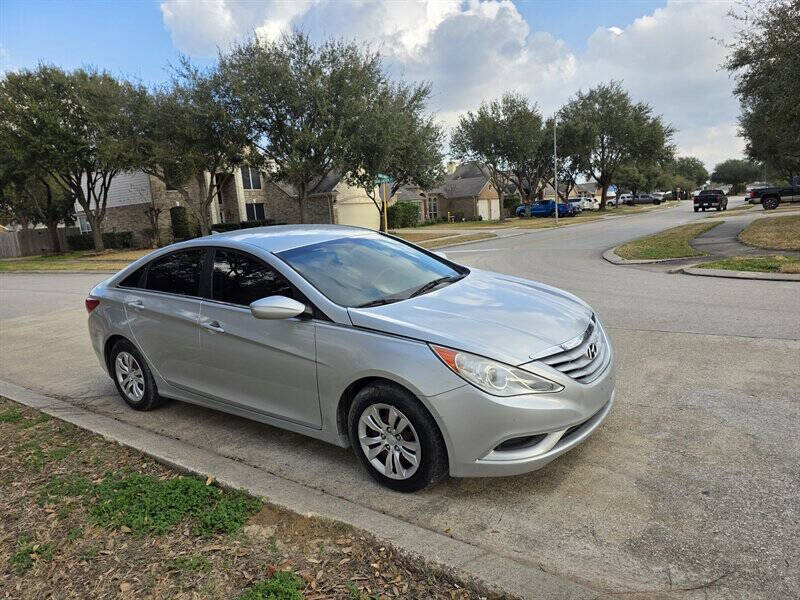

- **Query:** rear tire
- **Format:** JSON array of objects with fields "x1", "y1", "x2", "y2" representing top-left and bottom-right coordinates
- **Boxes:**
[
  {"x1": 109, "y1": 339, "x2": 166, "y2": 411},
  {"x1": 762, "y1": 196, "x2": 779, "y2": 210},
  {"x1": 693, "y1": 207, "x2": 699, "y2": 212},
  {"x1": 348, "y1": 382, "x2": 448, "y2": 492}
]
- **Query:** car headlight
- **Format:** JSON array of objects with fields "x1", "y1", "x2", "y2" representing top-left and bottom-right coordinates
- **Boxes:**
[{"x1": 431, "y1": 345, "x2": 563, "y2": 396}]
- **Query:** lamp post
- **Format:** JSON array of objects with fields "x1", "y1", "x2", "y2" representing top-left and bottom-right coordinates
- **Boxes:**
[{"x1": 553, "y1": 115, "x2": 559, "y2": 226}]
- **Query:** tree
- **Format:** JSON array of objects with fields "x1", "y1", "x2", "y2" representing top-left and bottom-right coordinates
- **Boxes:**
[
  {"x1": 451, "y1": 94, "x2": 522, "y2": 221},
  {"x1": 672, "y1": 156, "x2": 709, "y2": 188},
  {"x1": 0, "y1": 66, "x2": 147, "y2": 251},
  {"x1": 710, "y1": 158, "x2": 761, "y2": 191},
  {"x1": 141, "y1": 59, "x2": 251, "y2": 236},
  {"x1": 221, "y1": 32, "x2": 385, "y2": 223},
  {"x1": 725, "y1": 0, "x2": 799, "y2": 181},
  {"x1": 344, "y1": 81, "x2": 445, "y2": 231},
  {"x1": 545, "y1": 114, "x2": 591, "y2": 204},
  {"x1": 560, "y1": 81, "x2": 674, "y2": 210},
  {"x1": 502, "y1": 94, "x2": 546, "y2": 203}
]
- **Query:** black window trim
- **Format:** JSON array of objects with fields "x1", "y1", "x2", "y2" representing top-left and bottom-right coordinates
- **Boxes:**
[{"x1": 205, "y1": 246, "x2": 330, "y2": 321}]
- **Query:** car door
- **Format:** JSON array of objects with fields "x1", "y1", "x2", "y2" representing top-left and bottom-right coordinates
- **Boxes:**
[
  {"x1": 194, "y1": 247, "x2": 321, "y2": 428},
  {"x1": 123, "y1": 248, "x2": 206, "y2": 391}
]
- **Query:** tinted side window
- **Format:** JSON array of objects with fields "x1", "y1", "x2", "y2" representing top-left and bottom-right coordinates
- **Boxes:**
[
  {"x1": 146, "y1": 249, "x2": 204, "y2": 296},
  {"x1": 212, "y1": 249, "x2": 293, "y2": 306},
  {"x1": 118, "y1": 265, "x2": 146, "y2": 288}
]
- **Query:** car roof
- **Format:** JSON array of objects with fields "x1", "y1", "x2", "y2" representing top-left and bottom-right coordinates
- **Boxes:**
[{"x1": 200, "y1": 224, "x2": 378, "y2": 253}]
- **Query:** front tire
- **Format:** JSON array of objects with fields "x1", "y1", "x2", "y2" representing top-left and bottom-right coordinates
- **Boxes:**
[
  {"x1": 348, "y1": 382, "x2": 448, "y2": 492},
  {"x1": 110, "y1": 339, "x2": 166, "y2": 411},
  {"x1": 762, "y1": 196, "x2": 779, "y2": 210}
]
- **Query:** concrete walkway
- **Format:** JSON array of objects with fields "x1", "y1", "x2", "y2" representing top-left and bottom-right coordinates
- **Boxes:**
[{"x1": 690, "y1": 218, "x2": 800, "y2": 258}]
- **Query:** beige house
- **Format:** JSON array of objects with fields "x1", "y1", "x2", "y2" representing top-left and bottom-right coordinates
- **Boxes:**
[{"x1": 74, "y1": 168, "x2": 380, "y2": 247}]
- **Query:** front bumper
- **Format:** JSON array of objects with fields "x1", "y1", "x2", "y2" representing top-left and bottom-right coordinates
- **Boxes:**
[{"x1": 425, "y1": 359, "x2": 615, "y2": 477}]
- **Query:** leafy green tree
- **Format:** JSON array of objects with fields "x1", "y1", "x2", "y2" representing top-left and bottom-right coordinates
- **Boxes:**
[
  {"x1": 0, "y1": 66, "x2": 147, "y2": 251},
  {"x1": 452, "y1": 94, "x2": 524, "y2": 221},
  {"x1": 220, "y1": 32, "x2": 385, "y2": 223},
  {"x1": 710, "y1": 158, "x2": 762, "y2": 191},
  {"x1": 502, "y1": 94, "x2": 546, "y2": 202},
  {"x1": 725, "y1": 0, "x2": 799, "y2": 181},
  {"x1": 141, "y1": 59, "x2": 251, "y2": 236},
  {"x1": 672, "y1": 156, "x2": 709, "y2": 188},
  {"x1": 344, "y1": 81, "x2": 445, "y2": 231},
  {"x1": 560, "y1": 81, "x2": 674, "y2": 210},
  {"x1": 546, "y1": 114, "x2": 591, "y2": 204}
]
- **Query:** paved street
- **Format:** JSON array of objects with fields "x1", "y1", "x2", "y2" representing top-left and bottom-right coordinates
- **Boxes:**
[{"x1": 1, "y1": 201, "x2": 798, "y2": 598}]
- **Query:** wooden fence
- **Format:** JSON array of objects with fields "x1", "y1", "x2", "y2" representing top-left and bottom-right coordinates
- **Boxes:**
[{"x1": 0, "y1": 227, "x2": 80, "y2": 258}]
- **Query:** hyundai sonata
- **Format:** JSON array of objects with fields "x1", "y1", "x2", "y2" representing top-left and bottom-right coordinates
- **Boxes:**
[{"x1": 86, "y1": 225, "x2": 614, "y2": 492}]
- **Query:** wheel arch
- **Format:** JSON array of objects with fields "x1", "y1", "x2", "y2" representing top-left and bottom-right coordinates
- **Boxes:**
[{"x1": 103, "y1": 334, "x2": 131, "y2": 376}]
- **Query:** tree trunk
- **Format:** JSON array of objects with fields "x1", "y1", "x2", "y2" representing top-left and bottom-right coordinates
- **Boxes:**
[
  {"x1": 299, "y1": 189, "x2": 307, "y2": 224},
  {"x1": 46, "y1": 221, "x2": 62, "y2": 253},
  {"x1": 90, "y1": 219, "x2": 105, "y2": 252},
  {"x1": 599, "y1": 183, "x2": 608, "y2": 211},
  {"x1": 497, "y1": 185, "x2": 505, "y2": 222}
]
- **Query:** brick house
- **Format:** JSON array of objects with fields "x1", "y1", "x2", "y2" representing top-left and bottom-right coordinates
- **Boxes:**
[{"x1": 74, "y1": 168, "x2": 380, "y2": 247}]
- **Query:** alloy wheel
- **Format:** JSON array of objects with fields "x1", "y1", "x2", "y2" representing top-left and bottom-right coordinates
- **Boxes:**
[
  {"x1": 115, "y1": 351, "x2": 145, "y2": 402},
  {"x1": 357, "y1": 403, "x2": 421, "y2": 480}
]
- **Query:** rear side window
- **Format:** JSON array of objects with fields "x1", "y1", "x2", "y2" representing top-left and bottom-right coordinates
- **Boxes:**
[
  {"x1": 146, "y1": 249, "x2": 205, "y2": 297},
  {"x1": 211, "y1": 249, "x2": 293, "y2": 306},
  {"x1": 118, "y1": 265, "x2": 146, "y2": 288}
]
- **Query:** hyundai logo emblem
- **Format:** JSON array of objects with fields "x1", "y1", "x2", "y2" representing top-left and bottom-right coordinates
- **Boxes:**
[{"x1": 586, "y1": 343, "x2": 598, "y2": 360}]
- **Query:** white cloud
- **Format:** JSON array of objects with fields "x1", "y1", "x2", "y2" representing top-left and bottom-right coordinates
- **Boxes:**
[{"x1": 159, "y1": 0, "x2": 741, "y2": 169}]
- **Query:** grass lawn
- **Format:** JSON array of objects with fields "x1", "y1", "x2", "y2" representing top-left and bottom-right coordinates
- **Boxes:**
[
  {"x1": 615, "y1": 221, "x2": 722, "y2": 260},
  {"x1": 698, "y1": 255, "x2": 800, "y2": 274},
  {"x1": 0, "y1": 398, "x2": 505, "y2": 599},
  {"x1": 738, "y1": 215, "x2": 800, "y2": 251},
  {"x1": 0, "y1": 249, "x2": 152, "y2": 272}
]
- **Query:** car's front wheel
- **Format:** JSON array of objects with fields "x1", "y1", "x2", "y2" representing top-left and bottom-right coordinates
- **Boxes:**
[
  {"x1": 110, "y1": 339, "x2": 166, "y2": 411},
  {"x1": 348, "y1": 382, "x2": 448, "y2": 492}
]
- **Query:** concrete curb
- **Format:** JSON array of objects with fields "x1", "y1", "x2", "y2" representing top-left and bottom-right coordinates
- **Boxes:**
[
  {"x1": 0, "y1": 379, "x2": 599, "y2": 600},
  {"x1": 601, "y1": 247, "x2": 698, "y2": 265},
  {"x1": 681, "y1": 267, "x2": 800, "y2": 282}
]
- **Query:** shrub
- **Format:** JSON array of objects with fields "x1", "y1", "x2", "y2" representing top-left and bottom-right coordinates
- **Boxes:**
[
  {"x1": 170, "y1": 206, "x2": 191, "y2": 240},
  {"x1": 387, "y1": 201, "x2": 420, "y2": 229},
  {"x1": 66, "y1": 231, "x2": 133, "y2": 250},
  {"x1": 65, "y1": 234, "x2": 94, "y2": 251},
  {"x1": 210, "y1": 219, "x2": 284, "y2": 233}
]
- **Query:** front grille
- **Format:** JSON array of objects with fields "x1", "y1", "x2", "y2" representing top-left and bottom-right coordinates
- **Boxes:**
[
  {"x1": 537, "y1": 317, "x2": 610, "y2": 383},
  {"x1": 495, "y1": 433, "x2": 547, "y2": 452}
]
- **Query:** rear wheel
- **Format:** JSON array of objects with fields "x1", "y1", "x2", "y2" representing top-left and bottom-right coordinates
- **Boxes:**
[
  {"x1": 110, "y1": 339, "x2": 166, "y2": 411},
  {"x1": 762, "y1": 196, "x2": 779, "y2": 210},
  {"x1": 348, "y1": 382, "x2": 448, "y2": 492},
  {"x1": 693, "y1": 207, "x2": 699, "y2": 212}
]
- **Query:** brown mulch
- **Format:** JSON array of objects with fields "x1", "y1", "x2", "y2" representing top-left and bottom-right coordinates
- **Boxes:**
[{"x1": 0, "y1": 398, "x2": 513, "y2": 599}]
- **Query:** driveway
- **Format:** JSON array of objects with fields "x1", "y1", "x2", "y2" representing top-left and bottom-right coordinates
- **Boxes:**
[{"x1": 1, "y1": 203, "x2": 798, "y2": 598}]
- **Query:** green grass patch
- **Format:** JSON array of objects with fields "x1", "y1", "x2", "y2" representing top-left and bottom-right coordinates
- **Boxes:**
[
  {"x1": 11, "y1": 537, "x2": 56, "y2": 573},
  {"x1": 167, "y1": 555, "x2": 211, "y2": 572},
  {"x1": 20, "y1": 413, "x2": 51, "y2": 428},
  {"x1": 39, "y1": 474, "x2": 93, "y2": 504},
  {"x1": 238, "y1": 571, "x2": 304, "y2": 600},
  {"x1": 88, "y1": 474, "x2": 262, "y2": 537},
  {"x1": 0, "y1": 408, "x2": 24, "y2": 423},
  {"x1": 615, "y1": 221, "x2": 721, "y2": 260},
  {"x1": 697, "y1": 254, "x2": 800, "y2": 274},
  {"x1": 739, "y1": 215, "x2": 800, "y2": 251}
]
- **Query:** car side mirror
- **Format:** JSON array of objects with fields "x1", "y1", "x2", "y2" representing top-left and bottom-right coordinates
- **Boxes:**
[
  {"x1": 250, "y1": 296, "x2": 307, "y2": 320},
  {"x1": 434, "y1": 251, "x2": 448, "y2": 260}
]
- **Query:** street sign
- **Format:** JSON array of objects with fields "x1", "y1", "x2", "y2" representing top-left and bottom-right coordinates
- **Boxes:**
[{"x1": 374, "y1": 174, "x2": 394, "y2": 185}]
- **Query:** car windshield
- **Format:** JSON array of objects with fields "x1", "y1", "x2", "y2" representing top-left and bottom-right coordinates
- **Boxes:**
[{"x1": 276, "y1": 235, "x2": 465, "y2": 308}]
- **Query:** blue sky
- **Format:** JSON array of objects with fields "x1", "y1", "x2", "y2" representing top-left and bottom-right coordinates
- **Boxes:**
[{"x1": 0, "y1": 1, "x2": 740, "y2": 168}]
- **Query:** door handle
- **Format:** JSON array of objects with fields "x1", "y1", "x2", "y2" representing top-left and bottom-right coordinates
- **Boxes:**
[
  {"x1": 125, "y1": 299, "x2": 143, "y2": 308},
  {"x1": 201, "y1": 320, "x2": 225, "y2": 333}
]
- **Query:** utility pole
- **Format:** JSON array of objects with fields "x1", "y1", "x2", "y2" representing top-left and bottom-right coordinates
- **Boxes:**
[{"x1": 553, "y1": 115, "x2": 559, "y2": 226}]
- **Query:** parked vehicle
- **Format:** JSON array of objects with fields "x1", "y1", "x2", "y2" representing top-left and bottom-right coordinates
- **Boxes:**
[
  {"x1": 578, "y1": 197, "x2": 599, "y2": 211},
  {"x1": 516, "y1": 200, "x2": 576, "y2": 218},
  {"x1": 625, "y1": 194, "x2": 661, "y2": 205},
  {"x1": 86, "y1": 226, "x2": 614, "y2": 491},
  {"x1": 651, "y1": 192, "x2": 666, "y2": 202},
  {"x1": 614, "y1": 194, "x2": 632, "y2": 206},
  {"x1": 746, "y1": 185, "x2": 799, "y2": 210},
  {"x1": 693, "y1": 189, "x2": 728, "y2": 212},
  {"x1": 568, "y1": 198, "x2": 583, "y2": 214}
]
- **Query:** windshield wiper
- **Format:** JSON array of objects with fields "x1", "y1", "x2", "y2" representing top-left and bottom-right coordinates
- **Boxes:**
[
  {"x1": 408, "y1": 275, "x2": 463, "y2": 298},
  {"x1": 354, "y1": 297, "x2": 405, "y2": 308}
]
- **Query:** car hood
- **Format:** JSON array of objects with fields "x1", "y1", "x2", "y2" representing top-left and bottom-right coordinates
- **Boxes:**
[{"x1": 347, "y1": 269, "x2": 593, "y2": 366}]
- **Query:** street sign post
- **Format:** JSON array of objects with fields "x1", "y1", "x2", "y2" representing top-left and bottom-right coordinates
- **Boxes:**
[{"x1": 375, "y1": 174, "x2": 394, "y2": 231}]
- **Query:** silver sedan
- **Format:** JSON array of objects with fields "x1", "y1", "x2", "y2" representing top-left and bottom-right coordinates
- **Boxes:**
[{"x1": 86, "y1": 225, "x2": 614, "y2": 492}]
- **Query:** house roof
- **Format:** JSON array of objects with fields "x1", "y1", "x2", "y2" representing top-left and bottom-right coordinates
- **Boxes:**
[{"x1": 429, "y1": 162, "x2": 491, "y2": 199}]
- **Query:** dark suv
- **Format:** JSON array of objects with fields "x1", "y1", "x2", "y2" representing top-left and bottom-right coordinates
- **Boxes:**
[{"x1": 694, "y1": 190, "x2": 728, "y2": 212}]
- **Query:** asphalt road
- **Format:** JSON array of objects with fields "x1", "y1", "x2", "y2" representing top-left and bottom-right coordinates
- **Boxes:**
[{"x1": 1, "y1": 200, "x2": 798, "y2": 598}]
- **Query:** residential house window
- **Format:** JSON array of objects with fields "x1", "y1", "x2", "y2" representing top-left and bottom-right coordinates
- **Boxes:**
[
  {"x1": 427, "y1": 198, "x2": 438, "y2": 221},
  {"x1": 241, "y1": 166, "x2": 262, "y2": 190},
  {"x1": 78, "y1": 215, "x2": 92, "y2": 233},
  {"x1": 245, "y1": 203, "x2": 266, "y2": 221}
]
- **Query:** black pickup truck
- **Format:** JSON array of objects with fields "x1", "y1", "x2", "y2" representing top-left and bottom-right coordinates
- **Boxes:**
[
  {"x1": 747, "y1": 185, "x2": 799, "y2": 210},
  {"x1": 693, "y1": 189, "x2": 728, "y2": 212}
]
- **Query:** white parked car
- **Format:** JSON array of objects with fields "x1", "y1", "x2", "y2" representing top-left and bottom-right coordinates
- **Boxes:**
[
  {"x1": 651, "y1": 192, "x2": 666, "y2": 202},
  {"x1": 579, "y1": 198, "x2": 599, "y2": 211}
]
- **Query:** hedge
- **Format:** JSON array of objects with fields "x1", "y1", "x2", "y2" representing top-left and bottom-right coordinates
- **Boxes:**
[
  {"x1": 66, "y1": 231, "x2": 134, "y2": 251},
  {"x1": 387, "y1": 202, "x2": 420, "y2": 229},
  {"x1": 210, "y1": 219, "x2": 286, "y2": 233}
]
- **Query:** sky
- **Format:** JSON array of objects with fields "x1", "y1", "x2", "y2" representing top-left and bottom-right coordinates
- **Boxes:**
[{"x1": 0, "y1": 0, "x2": 744, "y2": 170}]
